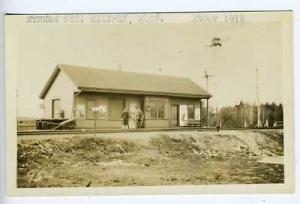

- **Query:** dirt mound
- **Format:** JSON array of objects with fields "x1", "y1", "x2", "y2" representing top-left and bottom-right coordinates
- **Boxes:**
[
  {"x1": 17, "y1": 136, "x2": 140, "y2": 184},
  {"x1": 17, "y1": 130, "x2": 284, "y2": 187},
  {"x1": 63, "y1": 137, "x2": 137, "y2": 154},
  {"x1": 151, "y1": 130, "x2": 283, "y2": 160}
]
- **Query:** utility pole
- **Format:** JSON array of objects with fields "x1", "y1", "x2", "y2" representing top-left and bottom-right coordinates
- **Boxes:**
[
  {"x1": 202, "y1": 70, "x2": 214, "y2": 127},
  {"x1": 256, "y1": 68, "x2": 262, "y2": 127},
  {"x1": 203, "y1": 70, "x2": 214, "y2": 92},
  {"x1": 92, "y1": 107, "x2": 99, "y2": 136}
]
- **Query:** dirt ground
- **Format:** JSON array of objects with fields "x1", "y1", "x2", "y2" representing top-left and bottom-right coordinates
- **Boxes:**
[{"x1": 17, "y1": 129, "x2": 284, "y2": 187}]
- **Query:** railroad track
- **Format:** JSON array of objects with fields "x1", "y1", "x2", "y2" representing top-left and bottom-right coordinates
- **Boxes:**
[{"x1": 17, "y1": 127, "x2": 283, "y2": 136}]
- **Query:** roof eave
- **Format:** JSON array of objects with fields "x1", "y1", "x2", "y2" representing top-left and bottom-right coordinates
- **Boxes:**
[
  {"x1": 39, "y1": 66, "x2": 61, "y2": 99},
  {"x1": 78, "y1": 87, "x2": 212, "y2": 99}
]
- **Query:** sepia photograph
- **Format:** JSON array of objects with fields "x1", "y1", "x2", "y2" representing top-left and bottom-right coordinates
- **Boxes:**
[{"x1": 5, "y1": 11, "x2": 294, "y2": 195}]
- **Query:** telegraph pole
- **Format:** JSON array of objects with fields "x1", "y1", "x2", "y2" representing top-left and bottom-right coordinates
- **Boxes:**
[
  {"x1": 202, "y1": 70, "x2": 214, "y2": 127},
  {"x1": 256, "y1": 68, "x2": 262, "y2": 127},
  {"x1": 203, "y1": 70, "x2": 214, "y2": 92}
]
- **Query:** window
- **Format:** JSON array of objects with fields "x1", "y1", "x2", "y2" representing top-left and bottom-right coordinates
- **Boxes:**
[
  {"x1": 146, "y1": 101, "x2": 165, "y2": 120},
  {"x1": 86, "y1": 100, "x2": 96, "y2": 119},
  {"x1": 83, "y1": 100, "x2": 108, "y2": 120},
  {"x1": 108, "y1": 99, "x2": 124, "y2": 120},
  {"x1": 188, "y1": 104, "x2": 195, "y2": 119},
  {"x1": 157, "y1": 103, "x2": 164, "y2": 119},
  {"x1": 76, "y1": 104, "x2": 85, "y2": 119},
  {"x1": 98, "y1": 104, "x2": 108, "y2": 119},
  {"x1": 149, "y1": 103, "x2": 157, "y2": 119}
]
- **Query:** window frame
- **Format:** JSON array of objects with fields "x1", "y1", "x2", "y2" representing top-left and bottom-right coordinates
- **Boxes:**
[
  {"x1": 157, "y1": 102, "x2": 165, "y2": 119},
  {"x1": 146, "y1": 100, "x2": 165, "y2": 120},
  {"x1": 86, "y1": 99, "x2": 96, "y2": 120},
  {"x1": 98, "y1": 104, "x2": 108, "y2": 120}
]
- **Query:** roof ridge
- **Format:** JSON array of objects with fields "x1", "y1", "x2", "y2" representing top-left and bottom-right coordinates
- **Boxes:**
[{"x1": 58, "y1": 64, "x2": 192, "y2": 80}]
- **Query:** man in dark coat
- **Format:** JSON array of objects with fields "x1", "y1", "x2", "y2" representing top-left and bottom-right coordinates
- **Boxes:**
[
  {"x1": 136, "y1": 108, "x2": 144, "y2": 129},
  {"x1": 121, "y1": 108, "x2": 129, "y2": 129}
]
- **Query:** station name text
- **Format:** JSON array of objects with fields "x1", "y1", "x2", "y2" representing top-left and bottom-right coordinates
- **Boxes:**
[{"x1": 26, "y1": 13, "x2": 246, "y2": 24}]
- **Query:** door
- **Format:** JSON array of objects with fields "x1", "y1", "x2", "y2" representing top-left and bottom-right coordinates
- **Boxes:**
[
  {"x1": 179, "y1": 105, "x2": 188, "y2": 126},
  {"x1": 171, "y1": 105, "x2": 179, "y2": 126},
  {"x1": 52, "y1": 99, "x2": 61, "y2": 118}
]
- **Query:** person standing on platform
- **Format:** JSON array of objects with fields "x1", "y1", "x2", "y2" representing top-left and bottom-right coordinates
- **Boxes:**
[
  {"x1": 136, "y1": 108, "x2": 144, "y2": 129},
  {"x1": 121, "y1": 108, "x2": 129, "y2": 129}
]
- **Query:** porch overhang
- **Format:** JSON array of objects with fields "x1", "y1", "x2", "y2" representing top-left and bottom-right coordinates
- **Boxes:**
[{"x1": 77, "y1": 86, "x2": 212, "y2": 99}]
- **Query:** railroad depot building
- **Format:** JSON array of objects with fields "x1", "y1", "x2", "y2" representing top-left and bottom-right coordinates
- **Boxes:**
[{"x1": 39, "y1": 64, "x2": 211, "y2": 129}]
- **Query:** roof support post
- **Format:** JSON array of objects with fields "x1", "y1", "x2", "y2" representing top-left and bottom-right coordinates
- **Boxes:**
[
  {"x1": 206, "y1": 98, "x2": 209, "y2": 127},
  {"x1": 199, "y1": 99, "x2": 202, "y2": 123},
  {"x1": 94, "y1": 111, "x2": 97, "y2": 137}
]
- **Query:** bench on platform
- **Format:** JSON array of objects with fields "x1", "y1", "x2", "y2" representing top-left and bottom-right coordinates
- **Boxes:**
[{"x1": 187, "y1": 119, "x2": 202, "y2": 127}]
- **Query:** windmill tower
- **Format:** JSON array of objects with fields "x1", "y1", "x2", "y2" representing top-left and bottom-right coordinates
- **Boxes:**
[{"x1": 205, "y1": 37, "x2": 223, "y2": 127}]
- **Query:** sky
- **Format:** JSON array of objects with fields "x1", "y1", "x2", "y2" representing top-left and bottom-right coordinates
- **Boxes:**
[{"x1": 16, "y1": 19, "x2": 283, "y2": 117}]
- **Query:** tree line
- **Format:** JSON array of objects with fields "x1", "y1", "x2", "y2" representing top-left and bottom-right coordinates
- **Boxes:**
[{"x1": 201, "y1": 101, "x2": 283, "y2": 128}]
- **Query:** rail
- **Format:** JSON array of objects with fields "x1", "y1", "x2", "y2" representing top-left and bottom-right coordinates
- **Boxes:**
[{"x1": 17, "y1": 127, "x2": 283, "y2": 136}]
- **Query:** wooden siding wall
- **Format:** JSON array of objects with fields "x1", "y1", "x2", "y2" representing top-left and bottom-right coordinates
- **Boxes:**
[
  {"x1": 73, "y1": 93, "x2": 202, "y2": 129},
  {"x1": 74, "y1": 93, "x2": 143, "y2": 129},
  {"x1": 43, "y1": 71, "x2": 77, "y2": 119}
]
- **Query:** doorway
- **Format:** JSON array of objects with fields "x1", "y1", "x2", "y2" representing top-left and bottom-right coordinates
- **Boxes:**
[
  {"x1": 171, "y1": 105, "x2": 179, "y2": 127},
  {"x1": 52, "y1": 99, "x2": 61, "y2": 118},
  {"x1": 179, "y1": 105, "x2": 188, "y2": 126}
]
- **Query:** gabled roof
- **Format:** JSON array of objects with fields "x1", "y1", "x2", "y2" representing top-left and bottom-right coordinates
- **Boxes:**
[{"x1": 39, "y1": 64, "x2": 211, "y2": 99}]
